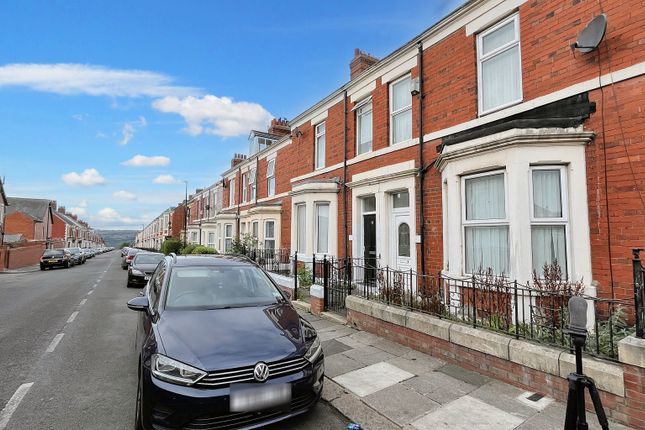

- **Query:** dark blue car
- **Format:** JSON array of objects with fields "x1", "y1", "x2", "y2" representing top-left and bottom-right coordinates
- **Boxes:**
[{"x1": 127, "y1": 254, "x2": 324, "y2": 429}]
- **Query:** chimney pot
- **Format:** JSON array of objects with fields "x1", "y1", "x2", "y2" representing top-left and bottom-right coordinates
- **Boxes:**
[{"x1": 350, "y1": 48, "x2": 379, "y2": 80}]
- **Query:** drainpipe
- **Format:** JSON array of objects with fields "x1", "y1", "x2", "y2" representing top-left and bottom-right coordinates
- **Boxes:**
[
  {"x1": 416, "y1": 41, "x2": 426, "y2": 276},
  {"x1": 343, "y1": 90, "x2": 349, "y2": 261}
]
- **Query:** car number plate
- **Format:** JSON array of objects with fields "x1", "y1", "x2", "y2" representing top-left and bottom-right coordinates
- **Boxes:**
[
  {"x1": 49, "y1": 259, "x2": 57, "y2": 262},
  {"x1": 229, "y1": 383, "x2": 291, "y2": 412}
]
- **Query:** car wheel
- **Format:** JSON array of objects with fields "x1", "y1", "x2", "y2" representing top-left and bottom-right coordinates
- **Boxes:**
[
  {"x1": 65, "y1": 261, "x2": 70, "y2": 268},
  {"x1": 40, "y1": 265, "x2": 45, "y2": 271},
  {"x1": 134, "y1": 368, "x2": 144, "y2": 430}
]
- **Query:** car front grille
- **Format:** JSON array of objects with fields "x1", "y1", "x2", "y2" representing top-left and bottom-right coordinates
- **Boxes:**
[
  {"x1": 194, "y1": 356, "x2": 309, "y2": 389},
  {"x1": 181, "y1": 391, "x2": 317, "y2": 430}
]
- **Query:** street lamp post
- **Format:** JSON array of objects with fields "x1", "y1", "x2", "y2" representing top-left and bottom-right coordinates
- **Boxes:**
[{"x1": 182, "y1": 180, "x2": 188, "y2": 247}]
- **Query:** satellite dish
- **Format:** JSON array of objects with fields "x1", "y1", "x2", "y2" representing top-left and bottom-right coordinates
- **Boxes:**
[{"x1": 573, "y1": 14, "x2": 607, "y2": 53}]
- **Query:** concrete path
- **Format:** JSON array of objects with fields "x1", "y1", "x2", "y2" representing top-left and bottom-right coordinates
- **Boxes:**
[{"x1": 300, "y1": 310, "x2": 634, "y2": 430}]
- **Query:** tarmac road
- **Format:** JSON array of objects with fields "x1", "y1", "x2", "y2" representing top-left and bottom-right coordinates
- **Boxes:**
[{"x1": 0, "y1": 251, "x2": 348, "y2": 430}]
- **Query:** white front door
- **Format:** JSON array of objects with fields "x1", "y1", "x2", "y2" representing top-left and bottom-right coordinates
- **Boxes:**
[{"x1": 393, "y1": 213, "x2": 412, "y2": 272}]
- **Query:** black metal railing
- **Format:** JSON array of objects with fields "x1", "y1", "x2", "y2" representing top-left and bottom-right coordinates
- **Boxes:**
[
  {"x1": 632, "y1": 248, "x2": 645, "y2": 338},
  {"x1": 243, "y1": 247, "x2": 292, "y2": 276},
  {"x1": 336, "y1": 259, "x2": 635, "y2": 361}
]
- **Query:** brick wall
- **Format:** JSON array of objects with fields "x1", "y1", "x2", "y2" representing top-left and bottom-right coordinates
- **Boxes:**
[
  {"x1": 348, "y1": 308, "x2": 645, "y2": 428},
  {"x1": 5, "y1": 212, "x2": 37, "y2": 240},
  {"x1": 0, "y1": 241, "x2": 46, "y2": 270}
]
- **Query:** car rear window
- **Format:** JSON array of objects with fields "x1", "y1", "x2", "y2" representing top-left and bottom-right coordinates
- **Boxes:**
[
  {"x1": 164, "y1": 266, "x2": 285, "y2": 309},
  {"x1": 43, "y1": 250, "x2": 64, "y2": 257},
  {"x1": 134, "y1": 254, "x2": 163, "y2": 264}
]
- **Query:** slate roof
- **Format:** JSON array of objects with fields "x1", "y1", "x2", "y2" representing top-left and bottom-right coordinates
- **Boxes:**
[{"x1": 6, "y1": 197, "x2": 53, "y2": 222}]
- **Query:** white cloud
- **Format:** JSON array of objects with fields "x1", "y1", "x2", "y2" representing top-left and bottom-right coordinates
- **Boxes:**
[
  {"x1": 122, "y1": 154, "x2": 170, "y2": 167},
  {"x1": 92, "y1": 207, "x2": 151, "y2": 228},
  {"x1": 118, "y1": 116, "x2": 147, "y2": 146},
  {"x1": 152, "y1": 95, "x2": 273, "y2": 137},
  {"x1": 0, "y1": 63, "x2": 199, "y2": 97},
  {"x1": 61, "y1": 168, "x2": 106, "y2": 186},
  {"x1": 71, "y1": 113, "x2": 87, "y2": 121},
  {"x1": 153, "y1": 174, "x2": 181, "y2": 184},
  {"x1": 95, "y1": 131, "x2": 107, "y2": 139},
  {"x1": 113, "y1": 190, "x2": 137, "y2": 201},
  {"x1": 68, "y1": 199, "x2": 89, "y2": 217}
]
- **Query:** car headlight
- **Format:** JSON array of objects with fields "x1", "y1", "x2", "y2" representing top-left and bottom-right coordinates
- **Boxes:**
[
  {"x1": 151, "y1": 354, "x2": 206, "y2": 386},
  {"x1": 130, "y1": 269, "x2": 144, "y2": 276},
  {"x1": 304, "y1": 336, "x2": 322, "y2": 363}
]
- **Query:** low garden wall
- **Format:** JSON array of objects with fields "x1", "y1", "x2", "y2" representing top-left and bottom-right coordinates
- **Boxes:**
[{"x1": 346, "y1": 295, "x2": 645, "y2": 428}]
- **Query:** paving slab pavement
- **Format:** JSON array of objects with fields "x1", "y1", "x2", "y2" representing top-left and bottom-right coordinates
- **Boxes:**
[{"x1": 300, "y1": 309, "x2": 635, "y2": 430}]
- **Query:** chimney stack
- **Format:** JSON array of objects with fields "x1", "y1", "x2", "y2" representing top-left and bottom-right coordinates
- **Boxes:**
[
  {"x1": 231, "y1": 153, "x2": 247, "y2": 168},
  {"x1": 58, "y1": 206, "x2": 66, "y2": 214},
  {"x1": 350, "y1": 48, "x2": 379, "y2": 80},
  {"x1": 268, "y1": 117, "x2": 291, "y2": 137}
]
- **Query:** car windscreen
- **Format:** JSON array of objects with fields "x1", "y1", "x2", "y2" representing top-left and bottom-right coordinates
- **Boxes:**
[
  {"x1": 164, "y1": 266, "x2": 285, "y2": 309},
  {"x1": 43, "y1": 250, "x2": 64, "y2": 257},
  {"x1": 134, "y1": 254, "x2": 163, "y2": 264}
]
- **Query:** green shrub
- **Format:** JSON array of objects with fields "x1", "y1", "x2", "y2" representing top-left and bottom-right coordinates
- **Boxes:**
[
  {"x1": 297, "y1": 266, "x2": 313, "y2": 288},
  {"x1": 160, "y1": 239, "x2": 182, "y2": 255},
  {"x1": 180, "y1": 244, "x2": 197, "y2": 255},
  {"x1": 191, "y1": 245, "x2": 218, "y2": 254}
]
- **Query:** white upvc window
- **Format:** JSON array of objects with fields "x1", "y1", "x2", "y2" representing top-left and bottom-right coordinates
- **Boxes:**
[
  {"x1": 356, "y1": 99, "x2": 372, "y2": 155},
  {"x1": 242, "y1": 173, "x2": 248, "y2": 203},
  {"x1": 462, "y1": 171, "x2": 509, "y2": 275},
  {"x1": 229, "y1": 178, "x2": 235, "y2": 206},
  {"x1": 389, "y1": 74, "x2": 412, "y2": 145},
  {"x1": 296, "y1": 204, "x2": 306, "y2": 253},
  {"x1": 315, "y1": 203, "x2": 330, "y2": 254},
  {"x1": 191, "y1": 231, "x2": 198, "y2": 243},
  {"x1": 250, "y1": 168, "x2": 257, "y2": 201},
  {"x1": 224, "y1": 224, "x2": 233, "y2": 252},
  {"x1": 267, "y1": 159, "x2": 276, "y2": 197},
  {"x1": 252, "y1": 221, "x2": 259, "y2": 239},
  {"x1": 264, "y1": 220, "x2": 275, "y2": 250},
  {"x1": 315, "y1": 122, "x2": 326, "y2": 170},
  {"x1": 477, "y1": 13, "x2": 522, "y2": 115},
  {"x1": 207, "y1": 232, "x2": 215, "y2": 248},
  {"x1": 530, "y1": 166, "x2": 569, "y2": 277}
]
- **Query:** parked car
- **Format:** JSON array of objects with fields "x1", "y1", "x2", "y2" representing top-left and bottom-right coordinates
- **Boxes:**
[
  {"x1": 122, "y1": 248, "x2": 141, "y2": 269},
  {"x1": 127, "y1": 252, "x2": 164, "y2": 288},
  {"x1": 122, "y1": 247, "x2": 131, "y2": 257},
  {"x1": 65, "y1": 247, "x2": 86, "y2": 265},
  {"x1": 40, "y1": 249, "x2": 73, "y2": 270},
  {"x1": 81, "y1": 248, "x2": 93, "y2": 260},
  {"x1": 127, "y1": 255, "x2": 323, "y2": 430}
]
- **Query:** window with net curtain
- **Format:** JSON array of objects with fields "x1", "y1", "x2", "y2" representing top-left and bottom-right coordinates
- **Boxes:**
[
  {"x1": 267, "y1": 159, "x2": 276, "y2": 196},
  {"x1": 315, "y1": 122, "x2": 325, "y2": 169},
  {"x1": 316, "y1": 203, "x2": 329, "y2": 254},
  {"x1": 250, "y1": 168, "x2": 257, "y2": 201},
  {"x1": 296, "y1": 205, "x2": 306, "y2": 253},
  {"x1": 531, "y1": 168, "x2": 567, "y2": 277},
  {"x1": 463, "y1": 172, "x2": 509, "y2": 274},
  {"x1": 356, "y1": 100, "x2": 372, "y2": 155},
  {"x1": 224, "y1": 224, "x2": 233, "y2": 252},
  {"x1": 264, "y1": 220, "x2": 275, "y2": 250},
  {"x1": 477, "y1": 14, "x2": 522, "y2": 114},
  {"x1": 390, "y1": 75, "x2": 412, "y2": 144}
]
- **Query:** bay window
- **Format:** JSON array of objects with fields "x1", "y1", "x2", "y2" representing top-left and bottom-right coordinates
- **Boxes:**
[
  {"x1": 315, "y1": 203, "x2": 329, "y2": 254},
  {"x1": 530, "y1": 167, "x2": 568, "y2": 277},
  {"x1": 224, "y1": 224, "x2": 233, "y2": 252},
  {"x1": 477, "y1": 13, "x2": 522, "y2": 114},
  {"x1": 296, "y1": 204, "x2": 306, "y2": 253},
  {"x1": 462, "y1": 171, "x2": 509, "y2": 275},
  {"x1": 264, "y1": 220, "x2": 275, "y2": 250},
  {"x1": 252, "y1": 221, "x2": 259, "y2": 239},
  {"x1": 390, "y1": 75, "x2": 412, "y2": 145},
  {"x1": 315, "y1": 122, "x2": 325, "y2": 169}
]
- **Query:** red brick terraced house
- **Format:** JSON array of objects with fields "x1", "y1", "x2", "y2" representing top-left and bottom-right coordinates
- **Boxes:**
[{"x1": 142, "y1": 0, "x2": 644, "y2": 305}]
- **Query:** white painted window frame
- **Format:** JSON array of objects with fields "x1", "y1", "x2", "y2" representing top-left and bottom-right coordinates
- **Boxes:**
[
  {"x1": 264, "y1": 220, "x2": 275, "y2": 250},
  {"x1": 356, "y1": 99, "x2": 373, "y2": 155},
  {"x1": 229, "y1": 178, "x2": 235, "y2": 207},
  {"x1": 476, "y1": 12, "x2": 523, "y2": 116},
  {"x1": 461, "y1": 169, "x2": 510, "y2": 275},
  {"x1": 249, "y1": 168, "x2": 257, "y2": 201},
  {"x1": 389, "y1": 74, "x2": 412, "y2": 145},
  {"x1": 242, "y1": 173, "x2": 248, "y2": 203},
  {"x1": 224, "y1": 223, "x2": 233, "y2": 252},
  {"x1": 528, "y1": 165, "x2": 571, "y2": 277},
  {"x1": 314, "y1": 202, "x2": 330, "y2": 255},
  {"x1": 266, "y1": 159, "x2": 276, "y2": 197},
  {"x1": 315, "y1": 122, "x2": 326, "y2": 170}
]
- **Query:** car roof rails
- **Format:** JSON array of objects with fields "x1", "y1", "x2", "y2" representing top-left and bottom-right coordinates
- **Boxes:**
[{"x1": 169, "y1": 252, "x2": 178, "y2": 263}]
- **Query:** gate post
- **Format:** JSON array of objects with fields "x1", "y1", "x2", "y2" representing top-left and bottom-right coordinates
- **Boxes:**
[
  {"x1": 633, "y1": 248, "x2": 644, "y2": 338},
  {"x1": 323, "y1": 255, "x2": 329, "y2": 310}
]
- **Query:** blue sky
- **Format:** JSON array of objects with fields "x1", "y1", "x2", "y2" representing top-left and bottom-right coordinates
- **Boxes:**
[{"x1": 0, "y1": 0, "x2": 463, "y2": 229}]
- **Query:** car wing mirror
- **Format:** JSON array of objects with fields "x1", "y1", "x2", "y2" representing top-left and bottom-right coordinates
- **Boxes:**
[{"x1": 127, "y1": 296, "x2": 149, "y2": 312}]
